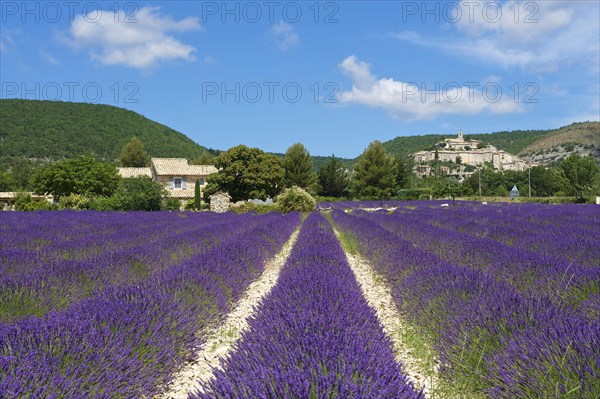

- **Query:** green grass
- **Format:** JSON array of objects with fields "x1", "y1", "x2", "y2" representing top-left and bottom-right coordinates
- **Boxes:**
[{"x1": 396, "y1": 322, "x2": 488, "y2": 399}]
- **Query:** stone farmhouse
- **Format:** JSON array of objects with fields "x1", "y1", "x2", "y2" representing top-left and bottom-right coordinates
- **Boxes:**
[
  {"x1": 413, "y1": 130, "x2": 533, "y2": 180},
  {"x1": 118, "y1": 158, "x2": 218, "y2": 205}
]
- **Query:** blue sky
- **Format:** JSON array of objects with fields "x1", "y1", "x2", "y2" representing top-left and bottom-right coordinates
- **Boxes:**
[{"x1": 1, "y1": 1, "x2": 599, "y2": 158}]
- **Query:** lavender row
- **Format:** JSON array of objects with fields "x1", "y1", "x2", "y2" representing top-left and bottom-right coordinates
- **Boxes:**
[
  {"x1": 0, "y1": 211, "x2": 300, "y2": 398},
  {"x1": 331, "y1": 209, "x2": 599, "y2": 398},
  {"x1": 0, "y1": 212, "x2": 265, "y2": 322},
  {"x1": 410, "y1": 204, "x2": 600, "y2": 267},
  {"x1": 195, "y1": 212, "x2": 423, "y2": 399},
  {"x1": 357, "y1": 209, "x2": 599, "y2": 319}
]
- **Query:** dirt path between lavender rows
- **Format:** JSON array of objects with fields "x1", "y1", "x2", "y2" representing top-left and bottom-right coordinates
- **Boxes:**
[
  {"x1": 334, "y1": 229, "x2": 439, "y2": 397},
  {"x1": 157, "y1": 227, "x2": 300, "y2": 399}
]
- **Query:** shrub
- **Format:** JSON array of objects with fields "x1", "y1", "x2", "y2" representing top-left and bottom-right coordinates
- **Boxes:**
[
  {"x1": 14, "y1": 193, "x2": 53, "y2": 211},
  {"x1": 162, "y1": 197, "x2": 181, "y2": 211},
  {"x1": 112, "y1": 177, "x2": 165, "y2": 211},
  {"x1": 57, "y1": 193, "x2": 93, "y2": 210},
  {"x1": 88, "y1": 196, "x2": 120, "y2": 211},
  {"x1": 397, "y1": 188, "x2": 432, "y2": 200},
  {"x1": 276, "y1": 186, "x2": 316, "y2": 213},
  {"x1": 230, "y1": 202, "x2": 280, "y2": 214},
  {"x1": 313, "y1": 195, "x2": 350, "y2": 203}
]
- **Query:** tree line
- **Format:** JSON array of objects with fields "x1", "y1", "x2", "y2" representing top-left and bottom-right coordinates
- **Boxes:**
[{"x1": 3, "y1": 137, "x2": 600, "y2": 210}]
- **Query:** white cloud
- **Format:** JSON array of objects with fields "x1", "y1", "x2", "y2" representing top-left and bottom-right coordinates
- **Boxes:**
[
  {"x1": 203, "y1": 55, "x2": 216, "y2": 64},
  {"x1": 63, "y1": 6, "x2": 201, "y2": 69},
  {"x1": 40, "y1": 50, "x2": 60, "y2": 65},
  {"x1": 0, "y1": 28, "x2": 20, "y2": 52},
  {"x1": 337, "y1": 55, "x2": 522, "y2": 120},
  {"x1": 392, "y1": 1, "x2": 599, "y2": 72},
  {"x1": 270, "y1": 21, "x2": 299, "y2": 50}
]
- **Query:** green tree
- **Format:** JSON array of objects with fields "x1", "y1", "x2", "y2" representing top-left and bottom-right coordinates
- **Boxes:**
[
  {"x1": 317, "y1": 155, "x2": 349, "y2": 197},
  {"x1": 194, "y1": 178, "x2": 201, "y2": 209},
  {"x1": 464, "y1": 163, "x2": 499, "y2": 196},
  {"x1": 119, "y1": 137, "x2": 150, "y2": 167},
  {"x1": 560, "y1": 155, "x2": 600, "y2": 200},
  {"x1": 395, "y1": 154, "x2": 413, "y2": 189},
  {"x1": 276, "y1": 186, "x2": 316, "y2": 213},
  {"x1": 353, "y1": 141, "x2": 397, "y2": 199},
  {"x1": 436, "y1": 178, "x2": 462, "y2": 205},
  {"x1": 0, "y1": 171, "x2": 16, "y2": 191},
  {"x1": 190, "y1": 154, "x2": 216, "y2": 165},
  {"x1": 32, "y1": 156, "x2": 120, "y2": 199},
  {"x1": 204, "y1": 145, "x2": 284, "y2": 202},
  {"x1": 529, "y1": 166, "x2": 563, "y2": 197},
  {"x1": 111, "y1": 177, "x2": 165, "y2": 211},
  {"x1": 283, "y1": 143, "x2": 314, "y2": 188}
]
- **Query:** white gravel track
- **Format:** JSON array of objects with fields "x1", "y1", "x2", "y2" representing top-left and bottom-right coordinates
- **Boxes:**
[
  {"x1": 335, "y1": 229, "x2": 438, "y2": 397},
  {"x1": 157, "y1": 227, "x2": 300, "y2": 399}
]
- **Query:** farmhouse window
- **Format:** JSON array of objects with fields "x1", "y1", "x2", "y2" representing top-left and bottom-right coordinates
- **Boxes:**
[
  {"x1": 199, "y1": 178, "x2": 205, "y2": 185},
  {"x1": 173, "y1": 177, "x2": 182, "y2": 189}
]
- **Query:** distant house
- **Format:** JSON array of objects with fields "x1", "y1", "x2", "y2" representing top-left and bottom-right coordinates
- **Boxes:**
[{"x1": 118, "y1": 158, "x2": 218, "y2": 205}]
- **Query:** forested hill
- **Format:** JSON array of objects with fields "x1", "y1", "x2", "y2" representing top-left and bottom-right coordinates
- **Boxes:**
[
  {"x1": 2, "y1": 99, "x2": 597, "y2": 170},
  {"x1": 0, "y1": 99, "x2": 215, "y2": 163},
  {"x1": 382, "y1": 122, "x2": 600, "y2": 158}
]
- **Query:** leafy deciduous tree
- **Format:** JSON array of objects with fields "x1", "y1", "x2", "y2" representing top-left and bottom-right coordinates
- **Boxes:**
[
  {"x1": 529, "y1": 166, "x2": 563, "y2": 197},
  {"x1": 204, "y1": 145, "x2": 284, "y2": 202},
  {"x1": 560, "y1": 155, "x2": 600, "y2": 200},
  {"x1": 111, "y1": 177, "x2": 165, "y2": 211},
  {"x1": 0, "y1": 172, "x2": 16, "y2": 191},
  {"x1": 33, "y1": 156, "x2": 120, "y2": 199}
]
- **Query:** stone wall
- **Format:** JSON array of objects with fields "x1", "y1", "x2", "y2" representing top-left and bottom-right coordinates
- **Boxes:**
[{"x1": 210, "y1": 193, "x2": 231, "y2": 213}]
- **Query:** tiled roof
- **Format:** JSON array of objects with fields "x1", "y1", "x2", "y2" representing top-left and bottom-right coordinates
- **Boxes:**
[
  {"x1": 151, "y1": 158, "x2": 218, "y2": 176},
  {"x1": 118, "y1": 167, "x2": 152, "y2": 178},
  {"x1": 168, "y1": 189, "x2": 196, "y2": 199}
]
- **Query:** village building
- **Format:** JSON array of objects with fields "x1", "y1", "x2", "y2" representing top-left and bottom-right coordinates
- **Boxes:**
[
  {"x1": 118, "y1": 158, "x2": 218, "y2": 206},
  {"x1": 413, "y1": 130, "x2": 534, "y2": 180}
]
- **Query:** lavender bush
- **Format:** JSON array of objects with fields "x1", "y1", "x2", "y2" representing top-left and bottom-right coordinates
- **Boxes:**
[
  {"x1": 195, "y1": 212, "x2": 423, "y2": 399},
  {"x1": 0, "y1": 211, "x2": 299, "y2": 398},
  {"x1": 332, "y1": 206, "x2": 599, "y2": 398}
]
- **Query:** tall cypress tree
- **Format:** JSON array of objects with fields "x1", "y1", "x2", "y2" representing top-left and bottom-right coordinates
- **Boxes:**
[
  {"x1": 283, "y1": 143, "x2": 314, "y2": 188},
  {"x1": 317, "y1": 155, "x2": 348, "y2": 197},
  {"x1": 194, "y1": 178, "x2": 201, "y2": 209}
]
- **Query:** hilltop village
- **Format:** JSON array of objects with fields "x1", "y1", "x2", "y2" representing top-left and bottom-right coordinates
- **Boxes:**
[{"x1": 413, "y1": 131, "x2": 534, "y2": 181}]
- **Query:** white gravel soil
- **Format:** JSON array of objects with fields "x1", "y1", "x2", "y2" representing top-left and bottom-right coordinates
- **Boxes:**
[
  {"x1": 157, "y1": 227, "x2": 300, "y2": 399},
  {"x1": 335, "y1": 229, "x2": 438, "y2": 397}
]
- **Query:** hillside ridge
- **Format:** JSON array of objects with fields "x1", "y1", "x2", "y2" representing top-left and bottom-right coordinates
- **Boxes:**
[
  {"x1": 1, "y1": 100, "x2": 597, "y2": 169},
  {"x1": 0, "y1": 99, "x2": 215, "y2": 164}
]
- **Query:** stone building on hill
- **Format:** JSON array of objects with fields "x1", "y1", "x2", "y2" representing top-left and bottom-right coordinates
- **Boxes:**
[
  {"x1": 118, "y1": 158, "x2": 218, "y2": 205},
  {"x1": 413, "y1": 130, "x2": 534, "y2": 180}
]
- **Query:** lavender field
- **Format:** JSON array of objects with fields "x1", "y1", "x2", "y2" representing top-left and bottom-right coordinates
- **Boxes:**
[{"x1": 1, "y1": 203, "x2": 598, "y2": 398}]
